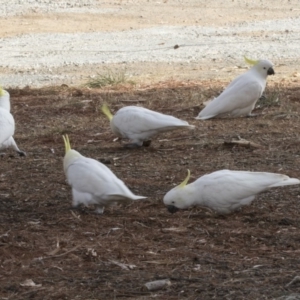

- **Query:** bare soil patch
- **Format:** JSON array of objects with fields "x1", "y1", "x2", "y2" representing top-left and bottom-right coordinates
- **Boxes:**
[{"x1": 1, "y1": 81, "x2": 300, "y2": 299}]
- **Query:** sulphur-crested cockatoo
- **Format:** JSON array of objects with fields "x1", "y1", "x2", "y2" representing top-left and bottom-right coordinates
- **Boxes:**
[
  {"x1": 196, "y1": 57, "x2": 275, "y2": 120},
  {"x1": 0, "y1": 87, "x2": 26, "y2": 156},
  {"x1": 62, "y1": 135, "x2": 146, "y2": 213},
  {"x1": 0, "y1": 87, "x2": 10, "y2": 111},
  {"x1": 164, "y1": 169, "x2": 300, "y2": 214},
  {"x1": 102, "y1": 105, "x2": 195, "y2": 147}
]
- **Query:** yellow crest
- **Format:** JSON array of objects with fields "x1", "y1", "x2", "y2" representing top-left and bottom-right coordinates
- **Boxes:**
[
  {"x1": 62, "y1": 135, "x2": 71, "y2": 153},
  {"x1": 0, "y1": 86, "x2": 4, "y2": 96},
  {"x1": 101, "y1": 104, "x2": 113, "y2": 121},
  {"x1": 244, "y1": 56, "x2": 259, "y2": 66},
  {"x1": 179, "y1": 169, "x2": 191, "y2": 188}
]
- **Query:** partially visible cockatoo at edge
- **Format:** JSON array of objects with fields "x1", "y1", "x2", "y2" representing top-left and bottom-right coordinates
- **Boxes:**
[
  {"x1": 102, "y1": 105, "x2": 195, "y2": 147},
  {"x1": 196, "y1": 56, "x2": 275, "y2": 119},
  {"x1": 62, "y1": 135, "x2": 146, "y2": 214},
  {"x1": 0, "y1": 87, "x2": 26, "y2": 156},
  {"x1": 164, "y1": 169, "x2": 300, "y2": 214}
]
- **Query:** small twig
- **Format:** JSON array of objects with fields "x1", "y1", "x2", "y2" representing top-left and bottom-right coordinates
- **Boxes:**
[
  {"x1": 133, "y1": 221, "x2": 151, "y2": 229},
  {"x1": 109, "y1": 259, "x2": 136, "y2": 270},
  {"x1": 158, "y1": 136, "x2": 193, "y2": 142},
  {"x1": 224, "y1": 138, "x2": 263, "y2": 149},
  {"x1": 0, "y1": 230, "x2": 10, "y2": 238},
  {"x1": 113, "y1": 154, "x2": 131, "y2": 161},
  {"x1": 120, "y1": 99, "x2": 147, "y2": 102},
  {"x1": 285, "y1": 275, "x2": 300, "y2": 288},
  {"x1": 19, "y1": 288, "x2": 46, "y2": 296},
  {"x1": 34, "y1": 245, "x2": 81, "y2": 261},
  {"x1": 70, "y1": 210, "x2": 82, "y2": 221}
]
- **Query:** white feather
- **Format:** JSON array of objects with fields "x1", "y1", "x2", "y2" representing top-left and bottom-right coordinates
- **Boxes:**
[
  {"x1": 0, "y1": 90, "x2": 11, "y2": 112},
  {"x1": 163, "y1": 170, "x2": 300, "y2": 214},
  {"x1": 0, "y1": 108, "x2": 15, "y2": 149},
  {"x1": 0, "y1": 90, "x2": 24, "y2": 155},
  {"x1": 64, "y1": 149, "x2": 146, "y2": 213},
  {"x1": 110, "y1": 106, "x2": 195, "y2": 145},
  {"x1": 196, "y1": 60, "x2": 274, "y2": 119}
]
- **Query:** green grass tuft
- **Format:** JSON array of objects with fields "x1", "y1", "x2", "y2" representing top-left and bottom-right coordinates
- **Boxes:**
[
  {"x1": 85, "y1": 69, "x2": 135, "y2": 88},
  {"x1": 256, "y1": 87, "x2": 281, "y2": 109}
]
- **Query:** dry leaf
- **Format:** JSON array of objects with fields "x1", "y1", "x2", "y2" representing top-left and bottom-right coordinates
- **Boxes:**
[{"x1": 20, "y1": 279, "x2": 42, "y2": 287}]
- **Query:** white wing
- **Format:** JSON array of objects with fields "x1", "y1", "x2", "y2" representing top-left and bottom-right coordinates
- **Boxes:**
[
  {"x1": 194, "y1": 170, "x2": 299, "y2": 213},
  {"x1": 197, "y1": 72, "x2": 264, "y2": 119},
  {"x1": 66, "y1": 157, "x2": 145, "y2": 204},
  {"x1": 0, "y1": 108, "x2": 15, "y2": 145},
  {"x1": 113, "y1": 106, "x2": 194, "y2": 140}
]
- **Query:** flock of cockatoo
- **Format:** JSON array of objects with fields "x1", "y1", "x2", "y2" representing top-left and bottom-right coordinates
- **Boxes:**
[{"x1": 1, "y1": 57, "x2": 300, "y2": 215}]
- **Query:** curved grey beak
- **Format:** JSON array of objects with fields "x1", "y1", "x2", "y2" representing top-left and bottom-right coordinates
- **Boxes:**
[
  {"x1": 267, "y1": 67, "x2": 275, "y2": 75},
  {"x1": 167, "y1": 205, "x2": 179, "y2": 214}
]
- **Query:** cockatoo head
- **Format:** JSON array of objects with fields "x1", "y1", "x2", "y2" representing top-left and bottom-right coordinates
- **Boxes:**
[
  {"x1": 101, "y1": 104, "x2": 114, "y2": 122},
  {"x1": 62, "y1": 135, "x2": 82, "y2": 173},
  {"x1": 163, "y1": 169, "x2": 192, "y2": 213},
  {"x1": 0, "y1": 87, "x2": 10, "y2": 111},
  {"x1": 101, "y1": 104, "x2": 123, "y2": 136},
  {"x1": 244, "y1": 56, "x2": 275, "y2": 77}
]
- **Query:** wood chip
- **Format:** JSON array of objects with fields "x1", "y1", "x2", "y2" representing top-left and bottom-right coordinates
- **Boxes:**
[
  {"x1": 109, "y1": 259, "x2": 136, "y2": 270},
  {"x1": 144, "y1": 279, "x2": 171, "y2": 291},
  {"x1": 20, "y1": 279, "x2": 42, "y2": 287},
  {"x1": 224, "y1": 138, "x2": 263, "y2": 149}
]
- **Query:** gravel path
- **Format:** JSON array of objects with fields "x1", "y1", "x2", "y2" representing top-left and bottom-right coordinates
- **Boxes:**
[{"x1": 0, "y1": 1, "x2": 299, "y2": 87}]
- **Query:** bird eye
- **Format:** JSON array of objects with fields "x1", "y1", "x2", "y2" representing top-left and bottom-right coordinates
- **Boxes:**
[
  {"x1": 171, "y1": 201, "x2": 175, "y2": 204},
  {"x1": 263, "y1": 67, "x2": 266, "y2": 69}
]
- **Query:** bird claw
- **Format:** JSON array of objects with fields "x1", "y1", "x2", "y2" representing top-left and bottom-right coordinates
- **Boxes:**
[
  {"x1": 17, "y1": 150, "x2": 26, "y2": 157},
  {"x1": 124, "y1": 143, "x2": 142, "y2": 149},
  {"x1": 247, "y1": 113, "x2": 260, "y2": 118},
  {"x1": 142, "y1": 140, "x2": 151, "y2": 147},
  {"x1": 167, "y1": 205, "x2": 179, "y2": 214}
]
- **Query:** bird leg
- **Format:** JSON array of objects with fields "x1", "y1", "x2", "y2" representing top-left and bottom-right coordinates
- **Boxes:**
[{"x1": 95, "y1": 206, "x2": 105, "y2": 214}]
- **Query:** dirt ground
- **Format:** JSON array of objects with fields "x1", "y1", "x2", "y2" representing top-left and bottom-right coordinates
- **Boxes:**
[
  {"x1": 1, "y1": 1, "x2": 300, "y2": 298},
  {"x1": 1, "y1": 81, "x2": 300, "y2": 299}
]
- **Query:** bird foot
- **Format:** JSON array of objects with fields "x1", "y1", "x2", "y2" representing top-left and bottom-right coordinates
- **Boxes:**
[
  {"x1": 124, "y1": 143, "x2": 142, "y2": 149},
  {"x1": 17, "y1": 150, "x2": 26, "y2": 157},
  {"x1": 69, "y1": 205, "x2": 86, "y2": 213},
  {"x1": 94, "y1": 207, "x2": 105, "y2": 214},
  {"x1": 142, "y1": 140, "x2": 152, "y2": 147}
]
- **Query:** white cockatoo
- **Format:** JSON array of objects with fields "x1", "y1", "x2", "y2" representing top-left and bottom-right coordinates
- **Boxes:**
[
  {"x1": 164, "y1": 169, "x2": 300, "y2": 214},
  {"x1": 62, "y1": 135, "x2": 146, "y2": 214},
  {"x1": 0, "y1": 87, "x2": 10, "y2": 111},
  {"x1": 196, "y1": 57, "x2": 275, "y2": 120},
  {"x1": 102, "y1": 105, "x2": 195, "y2": 147},
  {"x1": 0, "y1": 87, "x2": 26, "y2": 156}
]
